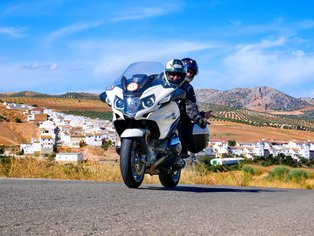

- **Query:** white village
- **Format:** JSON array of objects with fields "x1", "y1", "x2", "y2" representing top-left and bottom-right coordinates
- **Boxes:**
[{"x1": 3, "y1": 102, "x2": 314, "y2": 163}]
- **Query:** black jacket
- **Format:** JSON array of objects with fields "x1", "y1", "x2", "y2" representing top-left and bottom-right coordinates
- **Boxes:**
[{"x1": 178, "y1": 82, "x2": 200, "y2": 122}]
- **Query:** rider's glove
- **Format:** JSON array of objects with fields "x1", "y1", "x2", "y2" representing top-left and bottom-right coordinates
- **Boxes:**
[{"x1": 194, "y1": 115, "x2": 209, "y2": 129}]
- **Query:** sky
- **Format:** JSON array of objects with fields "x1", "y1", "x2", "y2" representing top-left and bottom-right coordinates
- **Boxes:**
[{"x1": 0, "y1": 0, "x2": 314, "y2": 98}]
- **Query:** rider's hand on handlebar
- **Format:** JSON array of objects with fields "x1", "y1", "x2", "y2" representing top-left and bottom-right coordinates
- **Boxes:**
[
  {"x1": 200, "y1": 110, "x2": 214, "y2": 119},
  {"x1": 195, "y1": 115, "x2": 210, "y2": 128}
]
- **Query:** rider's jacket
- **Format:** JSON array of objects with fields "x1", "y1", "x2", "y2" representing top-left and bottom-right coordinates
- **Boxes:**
[{"x1": 178, "y1": 82, "x2": 200, "y2": 123}]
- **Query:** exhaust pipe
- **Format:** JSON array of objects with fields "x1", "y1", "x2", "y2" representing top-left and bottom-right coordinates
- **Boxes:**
[{"x1": 146, "y1": 156, "x2": 168, "y2": 175}]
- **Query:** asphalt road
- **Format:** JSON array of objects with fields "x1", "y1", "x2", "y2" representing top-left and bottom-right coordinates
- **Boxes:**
[{"x1": 0, "y1": 178, "x2": 313, "y2": 236}]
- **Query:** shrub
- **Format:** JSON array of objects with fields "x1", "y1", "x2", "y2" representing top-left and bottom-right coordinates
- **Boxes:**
[
  {"x1": 15, "y1": 117, "x2": 22, "y2": 123},
  {"x1": 0, "y1": 145, "x2": 4, "y2": 155},
  {"x1": 197, "y1": 156, "x2": 212, "y2": 166},
  {"x1": 101, "y1": 140, "x2": 112, "y2": 150},
  {"x1": 228, "y1": 140, "x2": 236, "y2": 146},
  {"x1": 267, "y1": 166, "x2": 289, "y2": 181},
  {"x1": 288, "y1": 169, "x2": 309, "y2": 183},
  {"x1": 241, "y1": 165, "x2": 256, "y2": 186},
  {"x1": 242, "y1": 165, "x2": 257, "y2": 175}
]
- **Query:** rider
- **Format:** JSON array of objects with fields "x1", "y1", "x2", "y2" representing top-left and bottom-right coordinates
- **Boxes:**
[
  {"x1": 181, "y1": 57, "x2": 213, "y2": 120},
  {"x1": 163, "y1": 59, "x2": 209, "y2": 159}
]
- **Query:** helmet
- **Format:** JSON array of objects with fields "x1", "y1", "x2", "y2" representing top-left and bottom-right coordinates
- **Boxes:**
[
  {"x1": 181, "y1": 58, "x2": 198, "y2": 82},
  {"x1": 164, "y1": 59, "x2": 187, "y2": 86}
]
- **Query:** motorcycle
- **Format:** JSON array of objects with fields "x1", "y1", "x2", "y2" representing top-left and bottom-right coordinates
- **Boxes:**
[{"x1": 100, "y1": 61, "x2": 209, "y2": 188}]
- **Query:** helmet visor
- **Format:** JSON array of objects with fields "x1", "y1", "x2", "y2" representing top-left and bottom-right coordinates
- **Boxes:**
[
  {"x1": 167, "y1": 72, "x2": 185, "y2": 84},
  {"x1": 187, "y1": 68, "x2": 195, "y2": 78}
]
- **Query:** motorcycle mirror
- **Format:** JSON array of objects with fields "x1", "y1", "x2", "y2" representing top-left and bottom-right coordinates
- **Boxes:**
[{"x1": 100, "y1": 92, "x2": 109, "y2": 104}]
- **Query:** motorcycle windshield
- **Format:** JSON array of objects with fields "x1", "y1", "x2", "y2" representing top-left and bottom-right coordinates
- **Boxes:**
[
  {"x1": 109, "y1": 61, "x2": 175, "y2": 117},
  {"x1": 108, "y1": 62, "x2": 162, "y2": 88}
]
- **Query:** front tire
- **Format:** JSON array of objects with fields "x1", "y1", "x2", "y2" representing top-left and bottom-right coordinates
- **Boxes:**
[
  {"x1": 120, "y1": 138, "x2": 146, "y2": 188},
  {"x1": 159, "y1": 170, "x2": 181, "y2": 188}
]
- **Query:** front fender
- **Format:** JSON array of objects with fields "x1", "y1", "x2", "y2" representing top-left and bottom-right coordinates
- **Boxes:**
[{"x1": 121, "y1": 128, "x2": 146, "y2": 138}]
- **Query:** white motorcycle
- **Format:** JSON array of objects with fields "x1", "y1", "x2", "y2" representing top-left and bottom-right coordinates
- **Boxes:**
[{"x1": 100, "y1": 62, "x2": 209, "y2": 188}]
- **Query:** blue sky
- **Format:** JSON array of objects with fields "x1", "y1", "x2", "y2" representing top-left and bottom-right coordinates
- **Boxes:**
[{"x1": 1, "y1": 0, "x2": 314, "y2": 98}]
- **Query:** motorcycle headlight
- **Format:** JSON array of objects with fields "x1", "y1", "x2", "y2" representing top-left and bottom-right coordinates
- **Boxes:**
[
  {"x1": 114, "y1": 96, "x2": 124, "y2": 110},
  {"x1": 141, "y1": 95, "x2": 155, "y2": 109}
]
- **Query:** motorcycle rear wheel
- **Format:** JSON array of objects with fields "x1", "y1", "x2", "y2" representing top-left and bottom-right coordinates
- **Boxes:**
[
  {"x1": 158, "y1": 170, "x2": 181, "y2": 188},
  {"x1": 120, "y1": 138, "x2": 146, "y2": 188}
]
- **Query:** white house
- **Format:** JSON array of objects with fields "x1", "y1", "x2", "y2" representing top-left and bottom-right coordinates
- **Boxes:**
[
  {"x1": 85, "y1": 132, "x2": 107, "y2": 146},
  {"x1": 229, "y1": 146, "x2": 245, "y2": 156},
  {"x1": 55, "y1": 153, "x2": 84, "y2": 162},
  {"x1": 59, "y1": 130, "x2": 71, "y2": 146},
  {"x1": 20, "y1": 142, "x2": 41, "y2": 155},
  {"x1": 40, "y1": 135, "x2": 54, "y2": 154},
  {"x1": 5, "y1": 103, "x2": 32, "y2": 110},
  {"x1": 70, "y1": 134, "x2": 85, "y2": 148},
  {"x1": 39, "y1": 120, "x2": 56, "y2": 130}
]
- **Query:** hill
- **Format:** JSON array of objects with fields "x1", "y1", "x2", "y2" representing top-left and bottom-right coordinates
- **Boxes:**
[
  {"x1": 0, "y1": 91, "x2": 99, "y2": 100},
  {"x1": 0, "y1": 91, "x2": 49, "y2": 98},
  {"x1": 196, "y1": 86, "x2": 312, "y2": 112},
  {"x1": 0, "y1": 97, "x2": 111, "y2": 112},
  {"x1": 0, "y1": 104, "x2": 39, "y2": 145}
]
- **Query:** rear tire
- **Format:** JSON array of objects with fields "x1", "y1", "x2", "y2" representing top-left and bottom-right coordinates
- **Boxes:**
[
  {"x1": 159, "y1": 170, "x2": 181, "y2": 188},
  {"x1": 120, "y1": 138, "x2": 145, "y2": 188}
]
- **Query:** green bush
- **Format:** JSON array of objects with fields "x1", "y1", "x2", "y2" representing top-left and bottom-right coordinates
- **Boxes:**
[
  {"x1": 197, "y1": 156, "x2": 213, "y2": 166},
  {"x1": 288, "y1": 169, "x2": 309, "y2": 183},
  {"x1": 0, "y1": 145, "x2": 4, "y2": 155},
  {"x1": 101, "y1": 140, "x2": 112, "y2": 150},
  {"x1": 15, "y1": 117, "x2": 22, "y2": 123},
  {"x1": 242, "y1": 165, "x2": 257, "y2": 175},
  {"x1": 267, "y1": 166, "x2": 289, "y2": 181}
]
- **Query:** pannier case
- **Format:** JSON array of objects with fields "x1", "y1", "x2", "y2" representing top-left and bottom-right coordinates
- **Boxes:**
[{"x1": 188, "y1": 124, "x2": 209, "y2": 154}]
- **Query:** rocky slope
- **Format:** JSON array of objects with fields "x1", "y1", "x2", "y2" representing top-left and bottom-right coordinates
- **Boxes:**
[{"x1": 196, "y1": 86, "x2": 311, "y2": 111}]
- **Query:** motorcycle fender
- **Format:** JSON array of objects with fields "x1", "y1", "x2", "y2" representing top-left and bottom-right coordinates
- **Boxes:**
[{"x1": 121, "y1": 128, "x2": 145, "y2": 138}]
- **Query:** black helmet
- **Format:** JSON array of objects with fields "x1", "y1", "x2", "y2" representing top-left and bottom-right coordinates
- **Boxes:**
[
  {"x1": 181, "y1": 57, "x2": 198, "y2": 82},
  {"x1": 164, "y1": 59, "x2": 187, "y2": 86}
]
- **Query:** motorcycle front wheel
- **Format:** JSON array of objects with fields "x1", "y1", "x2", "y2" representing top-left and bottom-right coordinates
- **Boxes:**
[
  {"x1": 120, "y1": 138, "x2": 146, "y2": 188},
  {"x1": 159, "y1": 170, "x2": 181, "y2": 188}
]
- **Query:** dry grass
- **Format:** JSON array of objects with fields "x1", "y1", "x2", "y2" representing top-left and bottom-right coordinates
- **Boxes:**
[
  {"x1": 0, "y1": 97, "x2": 111, "y2": 112},
  {"x1": 1, "y1": 158, "x2": 313, "y2": 189}
]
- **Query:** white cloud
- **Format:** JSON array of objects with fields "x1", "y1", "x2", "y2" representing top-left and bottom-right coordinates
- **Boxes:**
[
  {"x1": 237, "y1": 37, "x2": 286, "y2": 51},
  {"x1": 20, "y1": 62, "x2": 59, "y2": 71},
  {"x1": 45, "y1": 21, "x2": 103, "y2": 44},
  {"x1": 298, "y1": 20, "x2": 314, "y2": 29},
  {"x1": 222, "y1": 38, "x2": 314, "y2": 88},
  {"x1": 88, "y1": 39, "x2": 216, "y2": 81},
  {"x1": 0, "y1": 61, "x2": 90, "y2": 93},
  {"x1": 110, "y1": 2, "x2": 182, "y2": 22},
  {"x1": 0, "y1": 26, "x2": 27, "y2": 38},
  {"x1": 111, "y1": 7, "x2": 166, "y2": 22}
]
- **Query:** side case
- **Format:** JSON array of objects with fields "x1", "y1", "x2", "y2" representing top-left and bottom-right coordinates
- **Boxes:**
[{"x1": 188, "y1": 124, "x2": 209, "y2": 154}]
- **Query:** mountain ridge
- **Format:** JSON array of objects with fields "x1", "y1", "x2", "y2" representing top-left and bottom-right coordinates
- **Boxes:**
[{"x1": 195, "y1": 86, "x2": 312, "y2": 112}]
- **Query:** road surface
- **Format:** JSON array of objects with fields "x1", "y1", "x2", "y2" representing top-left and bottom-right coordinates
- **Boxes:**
[{"x1": 0, "y1": 178, "x2": 313, "y2": 235}]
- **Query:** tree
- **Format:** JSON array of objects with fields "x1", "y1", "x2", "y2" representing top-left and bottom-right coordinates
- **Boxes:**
[
  {"x1": 15, "y1": 117, "x2": 22, "y2": 123},
  {"x1": 0, "y1": 145, "x2": 4, "y2": 154},
  {"x1": 228, "y1": 140, "x2": 236, "y2": 146},
  {"x1": 101, "y1": 140, "x2": 112, "y2": 150}
]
